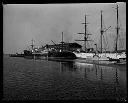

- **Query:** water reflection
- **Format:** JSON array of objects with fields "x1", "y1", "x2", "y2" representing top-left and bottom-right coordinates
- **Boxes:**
[
  {"x1": 59, "y1": 62, "x2": 77, "y2": 72},
  {"x1": 59, "y1": 61, "x2": 126, "y2": 89}
]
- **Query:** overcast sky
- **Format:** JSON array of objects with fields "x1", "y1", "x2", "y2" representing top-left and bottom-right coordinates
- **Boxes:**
[{"x1": 3, "y1": 3, "x2": 126, "y2": 54}]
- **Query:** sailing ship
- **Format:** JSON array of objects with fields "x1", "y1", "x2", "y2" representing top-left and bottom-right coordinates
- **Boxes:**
[
  {"x1": 73, "y1": 14, "x2": 96, "y2": 59},
  {"x1": 74, "y1": 4, "x2": 126, "y2": 62},
  {"x1": 73, "y1": 12, "x2": 110, "y2": 61},
  {"x1": 100, "y1": 4, "x2": 126, "y2": 62}
]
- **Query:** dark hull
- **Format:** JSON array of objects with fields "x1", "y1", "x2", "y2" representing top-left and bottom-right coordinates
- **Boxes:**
[
  {"x1": 23, "y1": 50, "x2": 76, "y2": 59},
  {"x1": 24, "y1": 50, "x2": 32, "y2": 56},
  {"x1": 9, "y1": 54, "x2": 24, "y2": 57},
  {"x1": 48, "y1": 51, "x2": 76, "y2": 59}
]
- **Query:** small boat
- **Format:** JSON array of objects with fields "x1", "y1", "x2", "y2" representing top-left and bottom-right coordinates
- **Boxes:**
[{"x1": 9, "y1": 53, "x2": 24, "y2": 57}]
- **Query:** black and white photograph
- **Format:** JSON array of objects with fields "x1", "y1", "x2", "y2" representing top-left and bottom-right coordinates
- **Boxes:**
[{"x1": 3, "y1": 3, "x2": 126, "y2": 100}]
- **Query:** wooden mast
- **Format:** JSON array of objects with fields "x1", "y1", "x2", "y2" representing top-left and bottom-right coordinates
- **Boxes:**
[
  {"x1": 84, "y1": 15, "x2": 87, "y2": 52},
  {"x1": 61, "y1": 32, "x2": 64, "y2": 52},
  {"x1": 115, "y1": 4, "x2": 119, "y2": 52},
  {"x1": 100, "y1": 10, "x2": 111, "y2": 53},
  {"x1": 31, "y1": 39, "x2": 34, "y2": 50},
  {"x1": 75, "y1": 14, "x2": 92, "y2": 52},
  {"x1": 100, "y1": 10, "x2": 103, "y2": 53}
]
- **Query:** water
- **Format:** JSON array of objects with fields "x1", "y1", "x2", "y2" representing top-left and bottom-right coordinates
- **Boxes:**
[{"x1": 3, "y1": 54, "x2": 127, "y2": 100}]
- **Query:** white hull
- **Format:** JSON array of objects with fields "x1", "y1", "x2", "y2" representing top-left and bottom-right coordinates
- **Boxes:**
[
  {"x1": 73, "y1": 52, "x2": 94, "y2": 58},
  {"x1": 73, "y1": 52, "x2": 126, "y2": 61}
]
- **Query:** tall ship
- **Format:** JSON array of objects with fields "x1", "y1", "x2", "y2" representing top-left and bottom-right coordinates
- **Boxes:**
[
  {"x1": 73, "y1": 14, "x2": 96, "y2": 59},
  {"x1": 74, "y1": 4, "x2": 126, "y2": 62},
  {"x1": 99, "y1": 4, "x2": 126, "y2": 61}
]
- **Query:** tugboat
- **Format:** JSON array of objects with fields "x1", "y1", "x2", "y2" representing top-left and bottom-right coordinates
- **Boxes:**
[
  {"x1": 23, "y1": 39, "x2": 34, "y2": 58},
  {"x1": 23, "y1": 39, "x2": 43, "y2": 59}
]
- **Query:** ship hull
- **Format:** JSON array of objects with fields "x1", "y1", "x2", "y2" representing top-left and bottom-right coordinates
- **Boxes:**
[
  {"x1": 24, "y1": 50, "x2": 76, "y2": 59},
  {"x1": 47, "y1": 51, "x2": 76, "y2": 59},
  {"x1": 9, "y1": 54, "x2": 24, "y2": 57},
  {"x1": 74, "y1": 52, "x2": 126, "y2": 61}
]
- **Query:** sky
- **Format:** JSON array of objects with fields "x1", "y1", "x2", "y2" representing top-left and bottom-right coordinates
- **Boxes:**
[{"x1": 3, "y1": 3, "x2": 126, "y2": 54}]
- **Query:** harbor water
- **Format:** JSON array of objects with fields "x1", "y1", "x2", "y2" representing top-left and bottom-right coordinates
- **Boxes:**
[{"x1": 3, "y1": 54, "x2": 127, "y2": 100}]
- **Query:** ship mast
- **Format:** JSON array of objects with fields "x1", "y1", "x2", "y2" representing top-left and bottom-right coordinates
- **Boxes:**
[
  {"x1": 84, "y1": 15, "x2": 87, "y2": 51},
  {"x1": 76, "y1": 14, "x2": 92, "y2": 52},
  {"x1": 100, "y1": 10, "x2": 111, "y2": 53},
  {"x1": 115, "y1": 4, "x2": 119, "y2": 52},
  {"x1": 100, "y1": 10, "x2": 103, "y2": 53},
  {"x1": 31, "y1": 39, "x2": 34, "y2": 50},
  {"x1": 61, "y1": 32, "x2": 64, "y2": 52}
]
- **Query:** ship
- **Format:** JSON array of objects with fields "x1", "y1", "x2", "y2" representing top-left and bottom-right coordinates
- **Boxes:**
[
  {"x1": 99, "y1": 4, "x2": 126, "y2": 62},
  {"x1": 23, "y1": 39, "x2": 41, "y2": 58},
  {"x1": 73, "y1": 14, "x2": 96, "y2": 60},
  {"x1": 24, "y1": 32, "x2": 77, "y2": 59},
  {"x1": 42, "y1": 32, "x2": 77, "y2": 59},
  {"x1": 73, "y1": 13, "x2": 110, "y2": 61},
  {"x1": 9, "y1": 53, "x2": 24, "y2": 57},
  {"x1": 74, "y1": 4, "x2": 126, "y2": 62}
]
